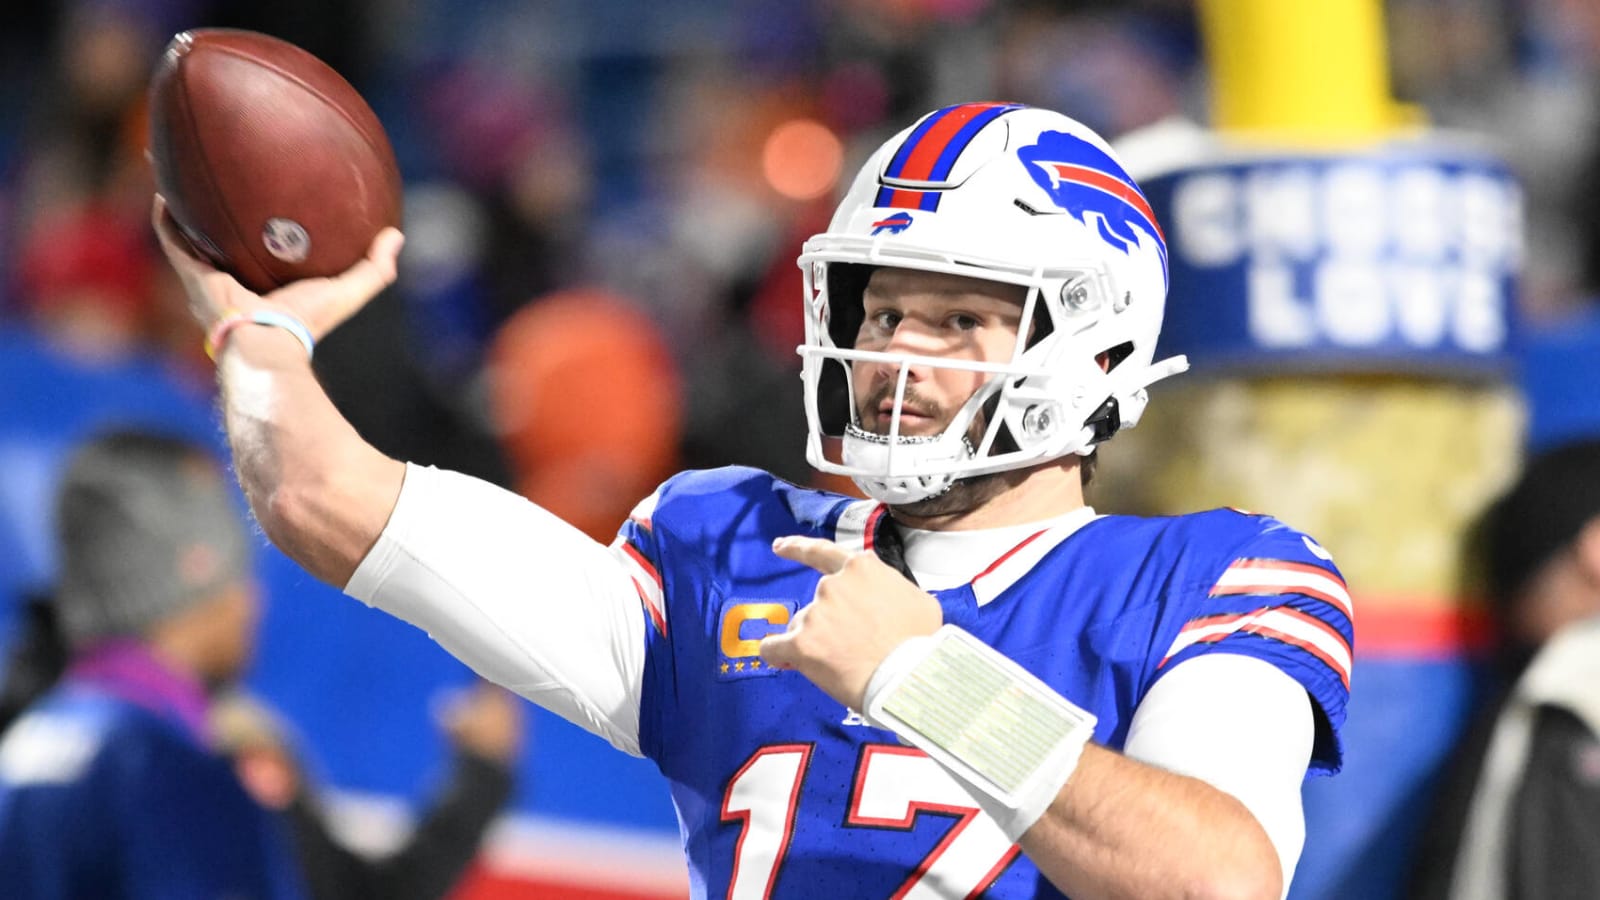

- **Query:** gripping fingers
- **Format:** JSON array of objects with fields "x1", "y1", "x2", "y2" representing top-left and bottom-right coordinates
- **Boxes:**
[
  {"x1": 152, "y1": 194, "x2": 254, "y2": 327},
  {"x1": 151, "y1": 196, "x2": 206, "y2": 280},
  {"x1": 151, "y1": 195, "x2": 196, "y2": 267}
]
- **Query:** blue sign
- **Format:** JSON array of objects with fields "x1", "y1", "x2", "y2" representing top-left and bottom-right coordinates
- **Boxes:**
[{"x1": 1141, "y1": 142, "x2": 1522, "y2": 376}]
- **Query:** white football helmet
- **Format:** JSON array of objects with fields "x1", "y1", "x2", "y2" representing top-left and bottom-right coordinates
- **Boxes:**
[{"x1": 799, "y1": 103, "x2": 1187, "y2": 504}]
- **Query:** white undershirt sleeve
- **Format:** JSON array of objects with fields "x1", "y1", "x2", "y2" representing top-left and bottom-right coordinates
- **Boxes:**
[
  {"x1": 1122, "y1": 653, "x2": 1315, "y2": 897},
  {"x1": 345, "y1": 463, "x2": 649, "y2": 755}
]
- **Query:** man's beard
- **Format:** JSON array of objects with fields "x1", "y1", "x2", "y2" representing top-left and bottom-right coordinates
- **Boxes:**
[
  {"x1": 857, "y1": 383, "x2": 1011, "y2": 517},
  {"x1": 889, "y1": 466, "x2": 1015, "y2": 517}
]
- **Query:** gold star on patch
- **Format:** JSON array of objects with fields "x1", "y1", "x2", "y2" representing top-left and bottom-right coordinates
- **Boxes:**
[
  {"x1": 750, "y1": 660, "x2": 762, "y2": 670},
  {"x1": 720, "y1": 663, "x2": 730, "y2": 674},
  {"x1": 734, "y1": 661, "x2": 746, "y2": 672}
]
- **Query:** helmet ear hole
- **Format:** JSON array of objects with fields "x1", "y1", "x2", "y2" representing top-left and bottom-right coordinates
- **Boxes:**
[
  {"x1": 1024, "y1": 299, "x2": 1054, "y2": 350},
  {"x1": 991, "y1": 424, "x2": 1022, "y2": 455},
  {"x1": 1100, "y1": 341, "x2": 1134, "y2": 372},
  {"x1": 1082, "y1": 397, "x2": 1122, "y2": 445},
  {"x1": 825, "y1": 263, "x2": 875, "y2": 349},
  {"x1": 980, "y1": 394, "x2": 1021, "y2": 455}
]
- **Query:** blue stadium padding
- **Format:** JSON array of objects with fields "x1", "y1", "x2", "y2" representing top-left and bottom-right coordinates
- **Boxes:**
[{"x1": 1515, "y1": 306, "x2": 1600, "y2": 452}]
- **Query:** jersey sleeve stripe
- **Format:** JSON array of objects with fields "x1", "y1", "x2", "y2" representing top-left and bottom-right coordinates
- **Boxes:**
[
  {"x1": 612, "y1": 537, "x2": 667, "y2": 638},
  {"x1": 1189, "y1": 593, "x2": 1354, "y2": 654},
  {"x1": 1220, "y1": 558, "x2": 1347, "y2": 588},
  {"x1": 1163, "y1": 608, "x2": 1351, "y2": 687},
  {"x1": 619, "y1": 540, "x2": 662, "y2": 588},
  {"x1": 1211, "y1": 581, "x2": 1352, "y2": 618},
  {"x1": 1211, "y1": 561, "x2": 1352, "y2": 618},
  {"x1": 1178, "y1": 607, "x2": 1353, "y2": 661},
  {"x1": 631, "y1": 578, "x2": 667, "y2": 636}
]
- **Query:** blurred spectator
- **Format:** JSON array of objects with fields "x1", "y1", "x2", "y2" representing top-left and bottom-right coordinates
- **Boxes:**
[
  {"x1": 412, "y1": 62, "x2": 591, "y2": 330},
  {"x1": 0, "y1": 317, "x2": 223, "y2": 657},
  {"x1": 1410, "y1": 439, "x2": 1600, "y2": 899},
  {"x1": 0, "y1": 429, "x2": 520, "y2": 900},
  {"x1": 0, "y1": 595, "x2": 69, "y2": 735},
  {"x1": 15, "y1": 202, "x2": 156, "y2": 361},
  {"x1": 484, "y1": 288, "x2": 682, "y2": 542},
  {"x1": 995, "y1": 7, "x2": 1193, "y2": 140},
  {"x1": 3, "y1": 1, "x2": 207, "y2": 377},
  {"x1": 0, "y1": 429, "x2": 306, "y2": 900},
  {"x1": 15, "y1": 1, "x2": 164, "y2": 221},
  {"x1": 213, "y1": 680, "x2": 522, "y2": 900},
  {"x1": 1392, "y1": 0, "x2": 1600, "y2": 319}
]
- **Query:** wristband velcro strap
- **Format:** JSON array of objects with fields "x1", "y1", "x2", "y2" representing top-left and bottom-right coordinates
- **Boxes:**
[
  {"x1": 863, "y1": 625, "x2": 1097, "y2": 840},
  {"x1": 205, "y1": 308, "x2": 315, "y2": 360}
]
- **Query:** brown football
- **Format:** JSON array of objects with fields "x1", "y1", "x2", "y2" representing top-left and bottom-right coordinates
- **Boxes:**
[{"x1": 147, "y1": 29, "x2": 402, "y2": 293}]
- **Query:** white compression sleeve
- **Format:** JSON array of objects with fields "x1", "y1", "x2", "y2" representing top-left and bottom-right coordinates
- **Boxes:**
[
  {"x1": 1123, "y1": 653, "x2": 1315, "y2": 896},
  {"x1": 345, "y1": 463, "x2": 649, "y2": 755}
]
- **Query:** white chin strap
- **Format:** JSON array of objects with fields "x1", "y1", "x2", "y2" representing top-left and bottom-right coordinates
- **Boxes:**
[{"x1": 842, "y1": 426, "x2": 976, "y2": 505}]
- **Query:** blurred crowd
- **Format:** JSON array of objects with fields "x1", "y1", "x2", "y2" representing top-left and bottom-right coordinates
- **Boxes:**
[
  {"x1": 3, "y1": 0, "x2": 1600, "y2": 898},
  {"x1": 1, "y1": 0, "x2": 1598, "y2": 493}
]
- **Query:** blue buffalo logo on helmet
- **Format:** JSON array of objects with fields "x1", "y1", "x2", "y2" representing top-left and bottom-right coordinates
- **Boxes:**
[
  {"x1": 870, "y1": 211, "x2": 915, "y2": 235},
  {"x1": 1017, "y1": 131, "x2": 1168, "y2": 279}
]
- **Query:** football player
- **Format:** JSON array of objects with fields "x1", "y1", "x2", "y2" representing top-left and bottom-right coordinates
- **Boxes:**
[{"x1": 156, "y1": 103, "x2": 1351, "y2": 899}]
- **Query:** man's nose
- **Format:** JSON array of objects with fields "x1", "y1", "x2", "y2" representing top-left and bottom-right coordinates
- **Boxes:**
[
  {"x1": 869, "y1": 326, "x2": 940, "y2": 386},
  {"x1": 881, "y1": 318, "x2": 946, "y2": 356}
]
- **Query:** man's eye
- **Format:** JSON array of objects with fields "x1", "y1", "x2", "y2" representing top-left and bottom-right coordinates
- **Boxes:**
[
  {"x1": 871, "y1": 311, "x2": 901, "y2": 330},
  {"x1": 949, "y1": 314, "x2": 980, "y2": 331}
]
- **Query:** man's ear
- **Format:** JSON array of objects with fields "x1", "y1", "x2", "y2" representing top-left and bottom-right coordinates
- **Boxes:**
[{"x1": 1572, "y1": 516, "x2": 1600, "y2": 587}]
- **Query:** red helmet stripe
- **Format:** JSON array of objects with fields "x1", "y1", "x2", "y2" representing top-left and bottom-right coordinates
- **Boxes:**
[{"x1": 888, "y1": 102, "x2": 1018, "y2": 183}]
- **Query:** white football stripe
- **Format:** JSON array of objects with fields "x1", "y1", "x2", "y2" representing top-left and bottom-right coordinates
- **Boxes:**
[
  {"x1": 1165, "y1": 608, "x2": 1351, "y2": 683},
  {"x1": 1213, "y1": 566, "x2": 1353, "y2": 618}
]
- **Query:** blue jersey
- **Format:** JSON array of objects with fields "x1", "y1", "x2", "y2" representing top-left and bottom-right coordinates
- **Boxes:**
[
  {"x1": 618, "y1": 468, "x2": 1351, "y2": 900},
  {"x1": 0, "y1": 683, "x2": 307, "y2": 900}
]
